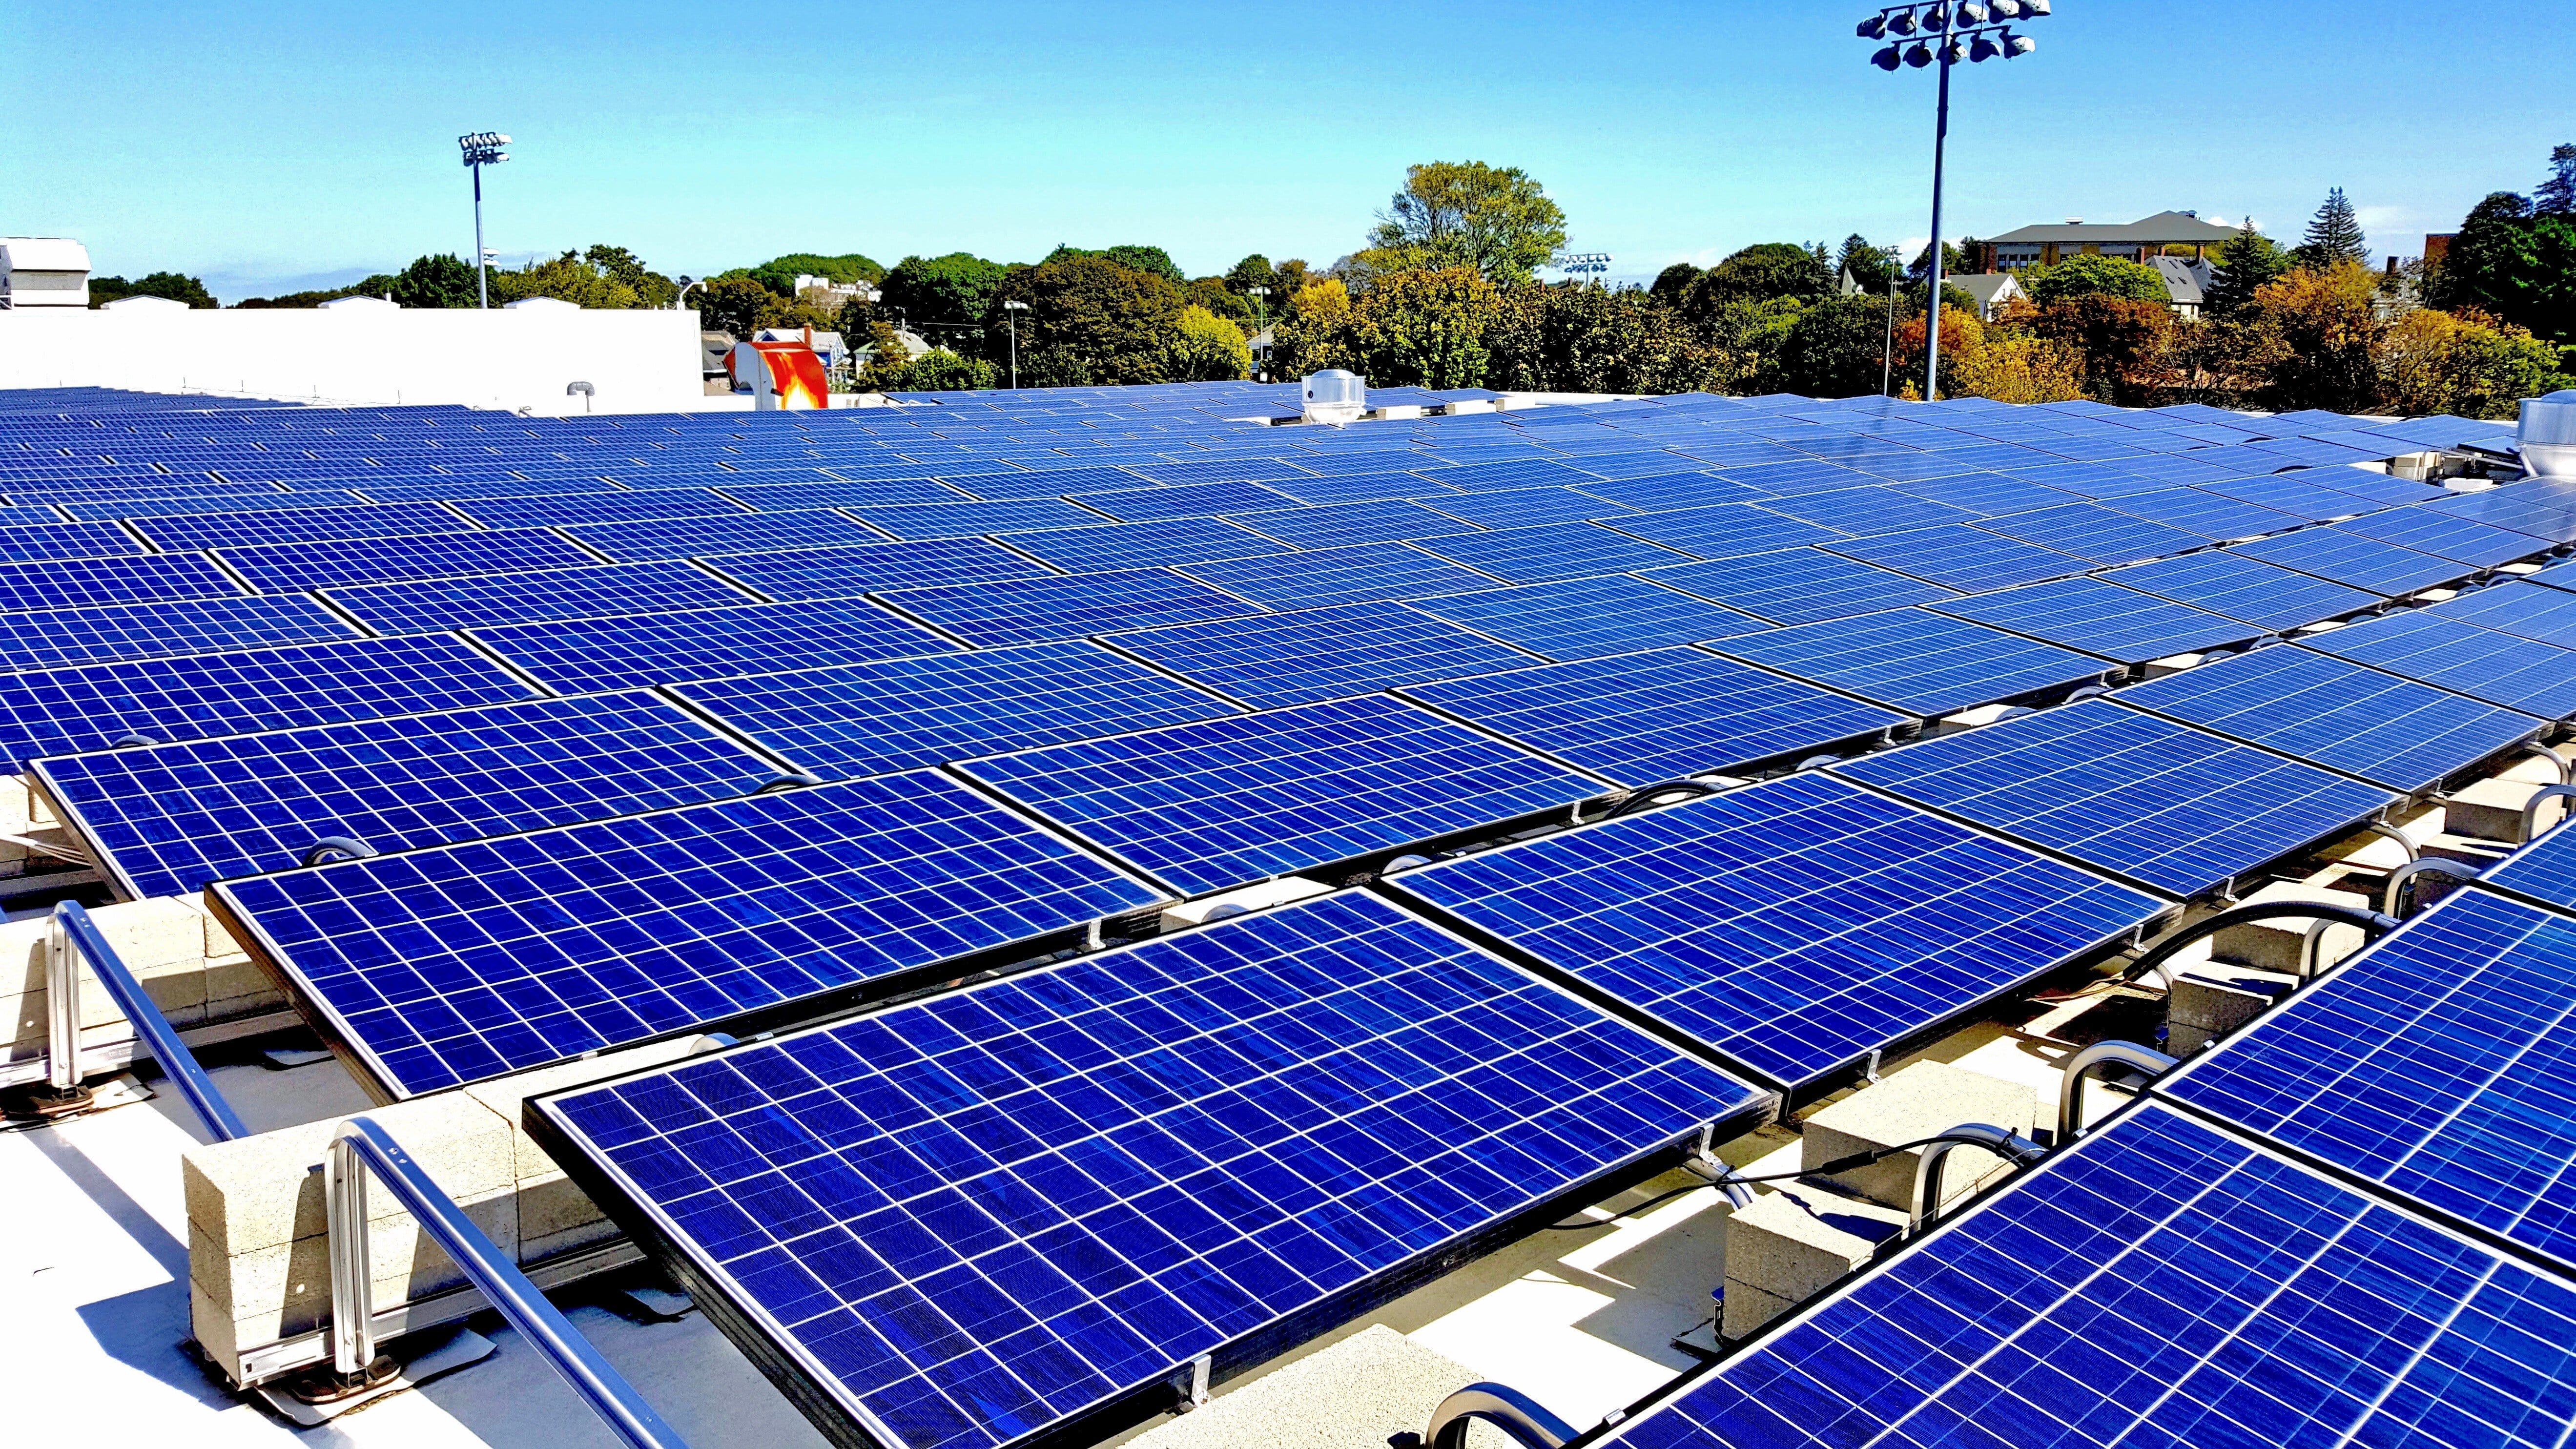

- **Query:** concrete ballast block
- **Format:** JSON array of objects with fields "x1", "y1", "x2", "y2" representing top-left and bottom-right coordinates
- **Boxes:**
[{"x1": 1800, "y1": 1061, "x2": 2037, "y2": 1213}]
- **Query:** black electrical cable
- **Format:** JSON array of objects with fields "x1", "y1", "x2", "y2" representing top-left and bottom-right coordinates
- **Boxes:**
[{"x1": 1541, "y1": 1132, "x2": 2027, "y2": 1230}]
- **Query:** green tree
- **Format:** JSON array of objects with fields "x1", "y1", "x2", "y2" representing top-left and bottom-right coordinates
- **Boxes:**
[
  {"x1": 490, "y1": 251, "x2": 642, "y2": 309},
  {"x1": 1487, "y1": 284, "x2": 1709, "y2": 395},
  {"x1": 1040, "y1": 244, "x2": 1187, "y2": 286},
  {"x1": 388, "y1": 254, "x2": 478, "y2": 309},
  {"x1": 2535, "y1": 143, "x2": 2576, "y2": 218},
  {"x1": 2243, "y1": 261, "x2": 2385, "y2": 412},
  {"x1": 1225, "y1": 254, "x2": 1279, "y2": 295},
  {"x1": 1688, "y1": 244, "x2": 1833, "y2": 311},
  {"x1": 2029, "y1": 295, "x2": 2177, "y2": 405},
  {"x1": 747, "y1": 252, "x2": 884, "y2": 292},
  {"x1": 88, "y1": 271, "x2": 217, "y2": 308},
  {"x1": 1777, "y1": 295, "x2": 1896, "y2": 397},
  {"x1": 2025, "y1": 254, "x2": 2170, "y2": 307},
  {"x1": 1904, "y1": 239, "x2": 1969, "y2": 286},
  {"x1": 886, "y1": 349, "x2": 998, "y2": 392},
  {"x1": 1363, "y1": 161, "x2": 1567, "y2": 286},
  {"x1": 1166, "y1": 305, "x2": 1255, "y2": 381},
  {"x1": 1341, "y1": 267, "x2": 1502, "y2": 388},
  {"x1": 696, "y1": 275, "x2": 774, "y2": 336},
  {"x1": 2294, "y1": 187, "x2": 2369, "y2": 270},
  {"x1": 1834, "y1": 235, "x2": 1898, "y2": 293},
  {"x1": 585, "y1": 245, "x2": 678, "y2": 307},
  {"x1": 2205, "y1": 226, "x2": 2290, "y2": 316},
  {"x1": 2432, "y1": 189, "x2": 2576, "y2": 344},
  {"x1": 1649, "y1": 262, "x2": 1702, "y2": 305},
  {"x1": 878, "y1": 252, "x2": 1007, "y2": 331},
  {"x1": 1700, "y1": 296, "x2": 1807, "y2": 395},
  {"x1": 1270, "y1": 278, "x2": 1354, "y2": 379},
  {"x1": 982, "y1": 253, "x2": 1186, "y2": 386}
]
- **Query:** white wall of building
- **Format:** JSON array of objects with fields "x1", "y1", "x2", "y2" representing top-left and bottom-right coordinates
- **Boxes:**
[{"x1": 0, "y1": 305, "x2": 704, "y2": 415}]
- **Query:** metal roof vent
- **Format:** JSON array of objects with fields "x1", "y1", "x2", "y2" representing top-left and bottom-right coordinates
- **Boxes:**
[
  {"x1": 1303, "y1": 369, "x2": 1365, "y2": 424},
  {"x1": 2522, "y1": 389, "x2": 2576, "y2": 480}
]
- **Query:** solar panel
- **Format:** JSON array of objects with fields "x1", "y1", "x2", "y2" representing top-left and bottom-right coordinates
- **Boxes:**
[
  {"x1": 2228, "y1": 526, "x2": 2471, "y2": 598},
  {"x1": 2333, "y1": 507, "x2": 2552, "y2": 568},
  {"x1": 953, "y1": 694, "x2": 1604, "y2": 896},
  {"x1": 1929, "y1": 577, "x2": 2266, "y2": 665},
  {"x1": 1122, "y1": 455, "x2": 1317, "y2": 486},
  {"x1": 1602, "y1": 499, "x2": 1864, "y2": 564},
  {"x1": 1218, "y1": 499, "x2": 1483, "y2": 551},
  {"x1": 1968, "y1": 502, "x2": 2210, "y2": 565},
  {"x1": 33, "y1": 692, "x2": 790, "y2": 901},
  {"x1": 1067, "y1": 479, "x2": 1298, "y2": 520},
  {"x1": 1410, "y1": 520, "x2": 1692, "y2": 584},
  {"x1": 0, "y1": 633, "x2": 539, "y2": 773},
  {"x1": 2195, "y1": 472, "x2": 2381, "y2": 521},
  {"x1": 1417, "y1": 486, "x2": 1632, "y2": 530},
  {"x1": 1881, "y1": 474, "x2": 2080, "y2": 517},
  {"x1": 322, "y1": 560, "x2": 753, "y2": 634},
  {"x1": 2094, "y1": 550, "x2": 2382, "y2": 632},
  {"x1": 2425, "y1": 580, "x2": 2576, "y2": 650},
  {"x1": 125, "y1": 500, "x2": 473, "y2": 551},
  {"x1": 0, "y1": 594, "x2": 361, "y2": 673},
  {"x1": 1401, "y1": 575, "x2": 1766, "y2": 661},
  {"x1": 2429, "y1": 485, "x2": 2576, "y2": 543},
  {"x1": 2158, "y1": 888, "x2": 2576, "y2": 1273},
  {"x1": 874, "y1": 569, "x2": 1263, "y2": 648},
  {"x1": 1640, "y1": 549, "x2": 1961, "y2": 625},
  {"x1": 212, "y1": 769, "x2": 1168, "y2": 1098},
  {"x1": 701, "y1": 538, "x2": 1056, "y2": 601},
  {"x1": 215, "y1": 527, "x2": 598, "y2": 592},
  {"x1": 1387, "y1": 771, "x2": 2162, "y2": 1089},
  {"x1": 848, "y1": 498, "x2": 1107, "y2": 539},
  {"x1": 1100, "y1": 600, "x2": 1535, "y2": 710},
  {"x1": 1833, "y1": 699, "x2": 2394, "y2": 896},
  {"x1": 2114, "y1": 643, "x2": 2541, "y2": 793},
  {"x1": 1815, "y1": 525, "x2": 2086, "y2": 593},
  {"x1": 672, "y1": 641, "x2": 1237, "y2": 780},
  {"x1": 1570, "y1": 472, "x2": 1766, "y2": 514},
  {"x1": 1716, "y1": 458, "x2": 1881, "y2": 496},
  {"x1": 1397, "y1": 647, "x2": 1907, "y2": 787},
  {"x1": 465, "y1": 599, "x2": 959, "y2": 693},
  {"x1": 1422, "y1": 457, "x2": 1599, "y2": 492},
  {"x1": 2483, "y1": 816, "x2": 2576, "y2": 912},
  {"x1": 939, "y1": 464, "x2": 1144, "y2": 498},
  {"x1": 527, "y1": 891, "x2": 1759, "y2": 1449},
  {"x1": 1251, "y1": 469, "x2": 1462, "y2": 507},
  {"x1": 2096, "y1": 486, "x2": 2303, "y2": 541},
  {"x1": 0, "y1": 520, "x2": 145, "y2": 563},
  {"x1": 1171, "y1": 541, "x2": 1498, "y2": 611},
  {"x1": 990, "y1": 518, "x2": 1289, "y2": 573},
  {"x1": 1749, "y1": 486, "x2": 1981, "y2": 535},
  {"x1": 2301, "y1": 607, "x2": 2576, "y2": 719},
  {"x1": 0, "y1": 552, "x2": 245, "y2": 612},
  {"x1": 1710, "y1": 609, "x2": 2110, "y2": 718},
  {"x1": 1606, "y1": 1102, "x2": 2576, "y2": 1449},
  {"x1": 558, "y1": 509, "x2": 887, "y2": 561},
  {"x1": 710, "y1": 478, "x2": 966, "y2": 511}
]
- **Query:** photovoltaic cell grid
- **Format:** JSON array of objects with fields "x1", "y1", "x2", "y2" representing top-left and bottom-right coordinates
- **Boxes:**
[
  {"x1": 1390, "y1": 772, "x2": 2161, "y2": 1088},
  {"x1": 2229, "y1": 527, "x2": 2467, "y2": 598},
  {"x1": 1171, "y1": 542, "x2": 1497, "y2": 612},
  {"x1": 531, "y1": 892, "x2": 1757, "y2": 1449},
  {"x1": 1833, "y1": 700, "x2": 2395, "y2": 897},
  {"x1": 1928, "y1": 577, "x2": 2266, "y2": 665},
  {"x1": 0, "y1": 520, "x2": 146, "y2": 563},
  {"x1": 1397, "y1": 648, "x2": 1906, "y2": 788},
  {"x1": 953, "y1": 694, "x2": 1604, "y2": 897},
  {"x1": 215, "y1": 527, "x2": 598, "y2": 592},
  {"x1": 991, "y1": 518, "x2": 1288, "y2": 574},
  {"x1": 875, "y1": 570, "x2": 1263, "y2": 648},
  {"x1": 34, "y1": 692, "x2": 790, "y2": 901},
  {"x1": 0, "y1": 633, "x2": 539, "y2": 773},
  {"x1": 1401, "y1": 576, "x2": 1766, "y2": 662},
  {"x1": 0, "y1": 594, "x2": 361, "y2": 673},
  {"x1": 2160, "y1": 889, "x2": 2576, "y2": 1274},
  {"x1": 561, "y1": 510, "x2": 886, "y2": 562},
  {"x1": 2302, "y1": 608, "x2": 2576, "y2": 720},
  {"x1": 1710, "y1": 609, "x2": 2110, "y2": 719},
  {"x1": 1104, "y1": 601, "x2": 1537, "y2": 710},
  {"x1": 212, "y1": 771, "x2": 1169, "y2": 1098},
  {"x1": 0, "y1": 552, "x2": 245, "y2": 612},
  {"x1": 1603, "y1": 1103, "x2": 2576, "y2": 1449},
  {"x1": 674, "y1": 642, "x2": 1238, "y2": 781},
  {"x1": 321, "y1": 560, "x2": 753, "y2": 634},
  {"x1": 1815, "y1": 525, "x2": 2085, "y2": 594},
  {"x1": 706, "y1": 538, "x2": 1058, "y2": 602},
  {"x1": 2095, "y1": 550, "x2": 2382, "y2": 632},
  {"x1": 128, "y1": 501, "x2": 475, "y2": 551},
  {"x1": 1642, "y1": 550, "x2": 1960, "y2": 626}
]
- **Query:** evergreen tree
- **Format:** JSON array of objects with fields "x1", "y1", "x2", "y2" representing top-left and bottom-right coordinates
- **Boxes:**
[
  {"x1": 2294, "y1": 187, "x2": 2369, "y2": 269},
  {"x1": 2538, "y1": 143, "x2": 2576, "y2": 218},
  {"x1": 2206, "y1": 224, "x2": 2291, "y2": 316}
]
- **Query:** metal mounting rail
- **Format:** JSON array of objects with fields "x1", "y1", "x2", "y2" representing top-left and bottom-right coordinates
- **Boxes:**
[
  {"x1": 2117, "y1": 901, "x2": 2399, "y2": 993},
  {"x1": 2, "y1": 900, "x2": 247, "y2": 1139},
  {"x1": 2057, "y1": 1040, "x2": 2178, "y2": 1146},
  {"x1": 316, "y1": 1116, "x2": 688, "y2": 1449},
  {"x1": 1424, "y1": 1382, "x2": 1581, "y2": 1449}
]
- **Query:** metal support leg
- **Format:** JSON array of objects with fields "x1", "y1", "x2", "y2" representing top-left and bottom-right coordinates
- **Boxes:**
[
  {"x1": 10, "y1": 910, "x2": 97, "y2": 1118},
  {"x1": 309, "y1": 1131, "x2": 400, "y2": 1399},
  {"x1": 5, "y1": 902, "x2": 247, "y2": 1137}
]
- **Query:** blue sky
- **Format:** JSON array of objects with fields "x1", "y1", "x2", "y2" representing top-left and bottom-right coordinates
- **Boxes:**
[{"x1": 17, "y1": 2, "x2": 2569, "y2": 302}]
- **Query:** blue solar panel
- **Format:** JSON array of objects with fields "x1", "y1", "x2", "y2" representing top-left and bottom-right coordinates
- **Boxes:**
[
  {"x1": 711, "y1": 478, "x2": 966, "y2": 510},
  {"x1": 701, "y1": 538, "x2": 1056, "y2": 601},
  {"x1": 2196, "y1": 472, "x2": 2383, "y2": 521},
  {"x1": 322, "y1": 560, "x2": 752, "y2": 634},
  {"x1": 0, "y1": 633, "x2": 538, "y2": 773},
  {"x1": 1816, "y1": 525, "x2": 2086, "y2": 593},
  {"x1": 0, "y1": 552, "x2": 245, "y2": 611},
  {"x1": 0, "y1": 520, "x2": 145, "y2": 562},
  {"x1": 2430, "y1": 484, "x2": 2576, "y2": 543},
  {"x1": 1969, "y1": 502, "x2": 2211, "y2": 566},
  {"x1": 2160, "y1": 888, "x2": 2576, "y2": 1273},
  {"x1": 1122, "y1": 455, "x2": 1318, "y2": 486},
  {"x1": 2115, "y1": 643, "x2": 2541, "y2": 793},
  {"x1": 1878, "y1": 473, "x2": 2080, "y2": 517},
  {"x1": 1834, "y1": 699, "x2": 2394, "y2": 896},
  {"x1": 1418, "y1": 486, "x2": 1632, "y2": 530},
  {"x1": 939, "y1": 465, "x2": 1145, "y2": 498},
  {"x1": 1571, "y1": 472, "x2": 1767, "y2": 514},
  {"x1": 351, "y1": 476, "x2": 635, "y2": 503},
  {"x1": 1422, "y1": 458, "x2": 1599, "y2": 492},
  {"x1": 1751, "y1": 486, "x2": 1982, "y2": 535},
  {"x1": 875, "y1": 569, "x2": 1263, "y2": 648},
  {"x1": 1606, "y1": 1102, "x2": 2576, "y2": 1449},
  {"x1": 2095, "y1": 550, "x2": 2383, "y2": 631},
  {"x1": 1222, "y1": 499, "x2": 1482, "y2": 550},
  {"x1": 1102, "y1": 600, "x2": 1536, "y2": 709},
  {"x1": 2230, "y1": 526, "x2": 2473, "y2": 597},
  {"x1": 1250, "y1": 469, "x2": 1460, "y2": 506},
  {"x1": 848, "y1": 499, "x2": 1107, "y2": 539},
  {"x1": 448, "y1": 490, "x2": 747, "y2": 529},
  {"x1": 216, "y1": 527, "x2": 598, "y2": 592},
  {"x1": 954, "y1": 694, "x2": 1603, "y2": 895},
  {"x1": 673, "y1": 641, "x2": 1237, "y2": 780},
  {"x1": 989, "y1": 518, "x2": 1289, "y2": 573},
  {"x1": 2486, "y1": 818, "x2": 2576, "y2": 911},
  {"x1": 1402, "y1": 575, "x2": 1767, "y2": 661},
  {"x1": 213, "y1": 769, "x2": 1167, "y2": 1098},
  {"x1": 1412, "y1": 520, "x2": 1691, "y2": 584},
  {"x1": 126, "y1": 501, "x2": 474, "y2": 551},
  {"x1": 466, "y1": 599, "x2": 959, "y2": 692},
  {"x1": 528, "y1": 891, "x2": 1757, "y2": 1449},
  {"x1": 2333, "y1": 507, "x2": 2551, "y2": 568},
  {"x1": 35, "y1": 692, "x2": 788, "y2": 901},
  {"x1": 1398, "y1": 647, "x2": 1907, "y2": 787},
  {"x1": 0, "y1": 594, "x2": 360, "y2": 672},
  {"x1": 1641, "y1": 549, "x2": 1960, "y2": 625},
  {"x1": 2302, "y1": 607, "x2": 2576, "y2": 719},
  {"x1": 1599, "y1": 503, "x2": 1849, "y2": 561},
  {"x1": 1929, "y1": 577, "x2": 2265, "y2": 665},
  {"x1": 1717, "y1": 458, "x2": 1882, "y2": 496},
  {"x1": 1172, "y1": 541, "x2": 1498, "y2": 610},
  {"x1": 1067, "y1": 479, "x2": 1299, "y2": 520},
  {"x1": 558, "y1": 509, "x2": 887, "y2": 561},
  {"x1": 2426, "y1": 580, "x2": 2576, "y2": 650},
  {"x1": 2097, "y1": 486, "x2": 2303, "y2": 541},
  {"x1": 1388, "y1": 771, "x2": 2161, "y2": 1088},
  {"x1": 1710, "y1": 609, "x2": 2111, "y2": 718}
]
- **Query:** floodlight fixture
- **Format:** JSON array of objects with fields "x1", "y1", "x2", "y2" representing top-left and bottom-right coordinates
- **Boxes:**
[
  {"x1": 1000, "y1": 300, "x2": 1031, "y2": 389},
  {"x1": 1856, "y1": 14, "x2": 1887, "y2": 36},
  {"x1": 1923, "y1": 3, "x2": 1950, "y2": 26},
  {"x1": 1990, "y1": 0, "x2": 2021, "y2": 14},
  {"x1": 2025, "y1": 0, "x2": 2048, "y2": 12},
  {"x1": 1904, "y1": 41, "x2": 1934, "y2": 65},
  {"x1": 1969, "y1": 33, "x2": 2000, "y2": 60},
  {"x1": 1957, "y1": 1, "x2": 1987, "y2": 21},
  {"x1": 1944, "y1": 38, "x2": 1970, "y2": 62},
  {"x1": 2007, "y1": 29, "x2": 2037, "y2": 54},
  {"x1": 1872, "y1": 44, "x2": 1903, "y2": 69},
  {"x1": 1558, "y1": 251, "x2": 1614, "y2": 282},
  {"x1": 459, "y1": 129, "x2": 512, "y2": 309},
  {"x1": 1888, "y1": 8, "x2": 1917, "y2": 33}
]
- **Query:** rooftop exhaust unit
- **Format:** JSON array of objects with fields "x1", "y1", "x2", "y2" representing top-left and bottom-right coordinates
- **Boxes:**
[
  {"x1": 1303, "y1": 368, "x2": 1366, "y2": 424},
  {"x1": 2522, "y1": 389, "x2": 2576, "y2": 479}
]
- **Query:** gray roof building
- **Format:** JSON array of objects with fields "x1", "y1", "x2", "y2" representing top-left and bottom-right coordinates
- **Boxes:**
[{"x1": 1987, "y1": 211, "x2": 2240, "y2": 269}]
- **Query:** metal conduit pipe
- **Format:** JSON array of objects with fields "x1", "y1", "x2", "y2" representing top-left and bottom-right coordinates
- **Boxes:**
[
  {"x1": 2363, "y1": 820, "x2": 2419, "y2": 862},
  {"x1": 1910, "y1": 1123, "x2": 2047, "y2": 1237},
  {"x1": 1425, "y1": 1382, "x2": 1582, "y2": 1449},
  {"x1": 1, "y1": 901, "x2": 247, "y2": 1138},
  {"x1": 316, "y1": 1117, "x2": 689, "y2": 1449},
  {"x1": 2057, "y1": 1040, "x2": 2178, "y2": 1145},
  {"x1": 2118, "y1": 901, "x2": 2399, "y2": 993},
  {"x1": 2382, "y1": 857, "x2": 2484, "y2": 918},
  {"x1": 2521, "y1": 740, "x2": 2572, "y2": 786},
  {"x1": 2522, "y1": 785, "x2": 2576, "y2": 843}
]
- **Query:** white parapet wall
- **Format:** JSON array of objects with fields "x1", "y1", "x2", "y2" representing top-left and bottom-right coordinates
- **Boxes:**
[{"x1": 0, "y1": 304, "x2": 707, "y2": 416}]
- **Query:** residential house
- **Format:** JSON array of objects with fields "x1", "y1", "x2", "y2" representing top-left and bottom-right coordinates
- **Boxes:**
[{"x1": 1945, "y1": 273, "x2": 2024, "y2": 321}]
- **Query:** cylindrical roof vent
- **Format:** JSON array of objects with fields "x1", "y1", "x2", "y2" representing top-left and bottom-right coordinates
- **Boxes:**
[
  {"x1": 1303, "y1": 369, "x2": 1365, "y2": 424},
  {"x1": 2522, "y1": 390, "x2": 2576, "y2": 480}
]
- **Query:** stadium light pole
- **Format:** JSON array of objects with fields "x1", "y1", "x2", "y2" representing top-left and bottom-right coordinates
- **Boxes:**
[
  {"x1": 1880, "y1": 246, "x2": 1903, "y2": 397},
  {"x1": 1856, "y1": 3, "x2": 2043, "y2": 401},
  {"x1": 1558, "y1": 252, "x2": 1612, "y2": 287},
  {"x1": 1002, "y1": 300, "x2": 1030, "y2": 390},
  {"x1": 458, "y1": 132, "x2": 511, "y2": 309}
]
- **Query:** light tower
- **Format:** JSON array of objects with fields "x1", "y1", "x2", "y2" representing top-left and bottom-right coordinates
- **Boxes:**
[{"x1": 457, "y1": 132, "x2": 511, "y2": 309}]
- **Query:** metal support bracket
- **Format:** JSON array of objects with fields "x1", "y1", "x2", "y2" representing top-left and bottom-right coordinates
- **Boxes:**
[
  {"x1": 1169, "y1": 1354, "x2": 1212, "y2": 1412},
  {"x1": 0, "y1": 900, "x2": 247, "y2": 1138}
]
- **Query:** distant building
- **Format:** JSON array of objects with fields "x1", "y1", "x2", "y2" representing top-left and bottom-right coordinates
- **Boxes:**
[
  {"x1": 2151, "y1": 256, "x2": 2215, "y2": 319},
  {"x1": 756, "y1": 326, "x2": 847, "y2": 370},
  {"x1": 0, "y1": 237, "x2": 92, "y2": 309},
  {"x1": 794, "y1": 274, "x2": 877, "y2": 307},
  {"x1": 1944, "y1": 273, "x2": 2024, "y2": 321},
  {"x1": 1982, "y1": 211, "x2": 2240, "y2": 270}
]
